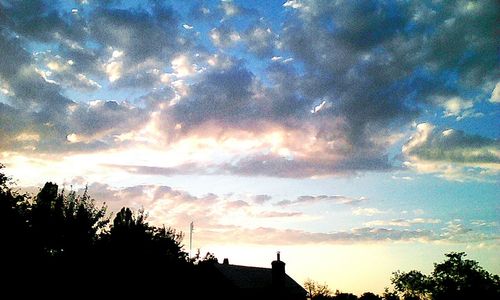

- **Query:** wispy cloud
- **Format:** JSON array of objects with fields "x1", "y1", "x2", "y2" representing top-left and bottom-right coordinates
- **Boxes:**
[
  {"x1": 352, "y1": 208, "x2": 385, "y2": 217},
  {"x1": 277, "y1": 195, "x2": 368, "y2": 206},
  {"x1": 364, "y1": 218, "x2": 441, "y2": 227},
  {"x1": 17, "y1": 182, "x2": 498, "y2": 246},
  {"x1": 254, "y1": 211, "x2": 303, "y2": 218}
]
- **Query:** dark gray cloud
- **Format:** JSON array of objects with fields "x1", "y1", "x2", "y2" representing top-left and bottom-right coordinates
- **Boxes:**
[
  {"x1": 170, "y1": 62, "x2": 256, "y2": 131},
  {"x1": 67, "y1": 100, "x2": 147, "y2": 138},
  {"x1": 0, "y1": 31, "x2": 147, "y2": 152},
  {"x1": 34, "y1": 52, "x2": 101, "y2": 91},
  {"x1": 403, "y1": 124, "x2": 499, "y2": 164},
  {"x1": 89, "y1": 5, "x2": 178, "y2": 64},
  {"x1": 2, "y1": 0, "x2": 101, "y2": 77},
  {"x1": 416, "y1": 0, "x2": 499, "y2": 88},
  {"x1": 0, "y1": 0, "x2": 497, "y2": 179},
  {"x1": 89, "y1": 4, "x2": 181, "y2": 88},
  {"x1": 220, "y1": 153, "x2": 392, "y2": 178},
  {"x1": 0, "y1": 29, "x2": 74, "y2": 151},
  {"x1": 0, "y1": 32, "x2": 71, "y2": 111},
  {"x1": 101, "y1": 150, "x2": 392, "y2": 179},
  {"x1": 103, "y1": 163, "x2": 201, "y2": 176},
  {"x1": 281, "y1": 0, "x2": 499, "y2": 147},
  {"x1": 242, "y1": 24, "x2": 276, "y2": 58},
  {"x1": 0, "y1": 1, "x2": 177, "y2": 152},
  {"x1": 2, "y1": 0, "x2": 185, "y2": 89},
  {"x1": 2, "y1": 0, "x2": 88, "y2": 44}
]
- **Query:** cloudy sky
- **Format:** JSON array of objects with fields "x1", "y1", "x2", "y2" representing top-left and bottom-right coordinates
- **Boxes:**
[{"x1": 0, "y1": 0, "x2": 498, "y2": 293}]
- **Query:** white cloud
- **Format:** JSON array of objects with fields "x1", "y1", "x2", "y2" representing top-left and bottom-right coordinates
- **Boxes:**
[
  {"x1": 283, "y1": 0, "x2": 303, "y2": 9},
  {"x1": 364, "y1": 218, "x2": 441, "y2": 227},
  {"x1": 221, "y1": 2, "x2": 240, "y2": 16},
  {"x1": 171, "y1": 55, "x2": 197, "y2": 77},
  {"x1": 402, "y1": 123, "x2": 435, "y2": 155},
  {"x1": 105, "y1": 61, "x2": 123, "y2": 83},
  {"x1": 311, "y1": 100, "x2": 332, "y2": 114},
  {"x1": 391, "y1": 175, "x2": 413, "y2": 181},
  {"x1": 437, "y1": 96, "x2": 478, "y2": 120},
  {"x1": 442, "y1": 97, "x2": 473, "y2": 116},
  {"x1": 352, "y1": 208, "x2": 384, "y2": 216},
  {"x1": 76, "y1": 73, "x2": 101, "y2": 89},
  {"x1": 490, "y1": 81, "x2": 500, "y2": 103},
  {"x1": 66, "y1": 133, "x2": 80, "y2": 143},
  {"x1": 278, "y1": 195, "x2": 368, "y2": 206}
]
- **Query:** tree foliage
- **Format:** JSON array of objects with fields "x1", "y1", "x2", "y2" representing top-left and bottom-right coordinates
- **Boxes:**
[
  {"x1": 101, "y1": 207, "x2": 186, "y2": 262},
  {"x1": 304, "y1": 279, "x2": 333, "y2": 299},
  {"x1": 0, "y1": 164, "x2": 31, "y2": 257},
  {"x1": 392, "y1": 252, "x2": 500, "y2": 300},
  {"x1": 0, "y1": 165, "x2": 188, "y2": 264},
  {"x1": 359, "y1": 292, "x2": 382, "y2": 300},
  {"x1": 0, "y1": 165, "x2": 192, "y2": 296},
  {"x1": 332, "y1": 291, "x2": 359, "y2": 300},
  {"x1": 31, "y1": 182, "x2": 108, "y2": 257}
]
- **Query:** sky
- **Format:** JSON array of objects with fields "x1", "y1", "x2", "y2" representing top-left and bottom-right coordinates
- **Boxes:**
[{"x1": 0, "y1": 0, "x2": 499, "y2": 294}]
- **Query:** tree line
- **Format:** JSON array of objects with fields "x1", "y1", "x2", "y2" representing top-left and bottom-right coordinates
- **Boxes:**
[
  {"x1": 304, "y1": 252, "x2": 499, "y2": 299},
  {"x1": 1, "y1": 165, "x2": 499, "y2": 299},
  {"x1": 0, "y1": 165, "x2": 214, "y2": 297}
]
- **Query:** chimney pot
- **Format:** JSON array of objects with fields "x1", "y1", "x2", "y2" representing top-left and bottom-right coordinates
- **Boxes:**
[
  {"x1": 272, "y1": 252, "x2": 286, "y2": 289},
  {"x1": 223, "y1": 258, "x2": 229, "y2": 265}
]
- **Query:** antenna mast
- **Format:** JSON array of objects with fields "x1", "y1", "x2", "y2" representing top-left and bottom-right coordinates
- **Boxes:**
[{"x1": 189, "y1": 221, "x2": 194, "y2": 259}]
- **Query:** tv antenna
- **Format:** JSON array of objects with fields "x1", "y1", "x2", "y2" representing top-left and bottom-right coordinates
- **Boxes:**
[{"x1": 189, "y1": 221, "x2": 194, "y2": 259}]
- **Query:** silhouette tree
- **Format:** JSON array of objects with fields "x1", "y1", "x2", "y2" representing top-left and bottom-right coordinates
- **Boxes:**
[
  {"x1": 332, "y1": 291, "x2": 358, "y2": 300},
  {"x1": 392, "y1": 252, "x2": 500, "y2": 300},
  {"x1": 31, "y1": 182, "x2": 108, "y2": 257},
  {"x1": 0, "y1": 164, "x2": 31, "y2": 258},
  {"x1": 97, "y1": 207, "x2": 191, "y2": 297},
  {"x1": 101, "y1": 207, "x2": 186, "y2": 261},
  {"x1": 382, "y1": 288, "x2": 400, "y2": 300},
  {"x1": 359, "y1": 292, "x2": 382, "y2": 300},
  {"x1": 63, "y1": 188, "x2": 108, "y2": 256},
  {"x1": 391, "y1": 270, "x2": 431, "y2": 300},
  {"x1": 0, "y1": 166, "x2": 193, "y2": 297},
  {"x1": 304, "y1": 279, "x2": 332, "y2": 299},
  {"x1": 431, "y1": 252, "x2": 499, "y2": 300},
  {"x1": 193, "y1": 250, "x2": 219, "y2": 265}
]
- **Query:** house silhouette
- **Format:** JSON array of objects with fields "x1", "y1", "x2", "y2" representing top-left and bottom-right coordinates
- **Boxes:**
[{"x1": 197, "y1": 252, "x2": 307, "y2": 300}]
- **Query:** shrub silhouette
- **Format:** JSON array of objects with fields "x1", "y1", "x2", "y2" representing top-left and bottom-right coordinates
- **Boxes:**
[{"x1": 392, "y1": 252, "x2": 500, "y2": 299}]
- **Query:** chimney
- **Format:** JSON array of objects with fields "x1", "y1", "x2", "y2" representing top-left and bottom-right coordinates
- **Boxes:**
[
  {"x1": 271, "y1": 251, "x2": 286, "y2": 288},
  {"x1": 223, "y1": 258, "x2": 229, "y2": 265}
]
